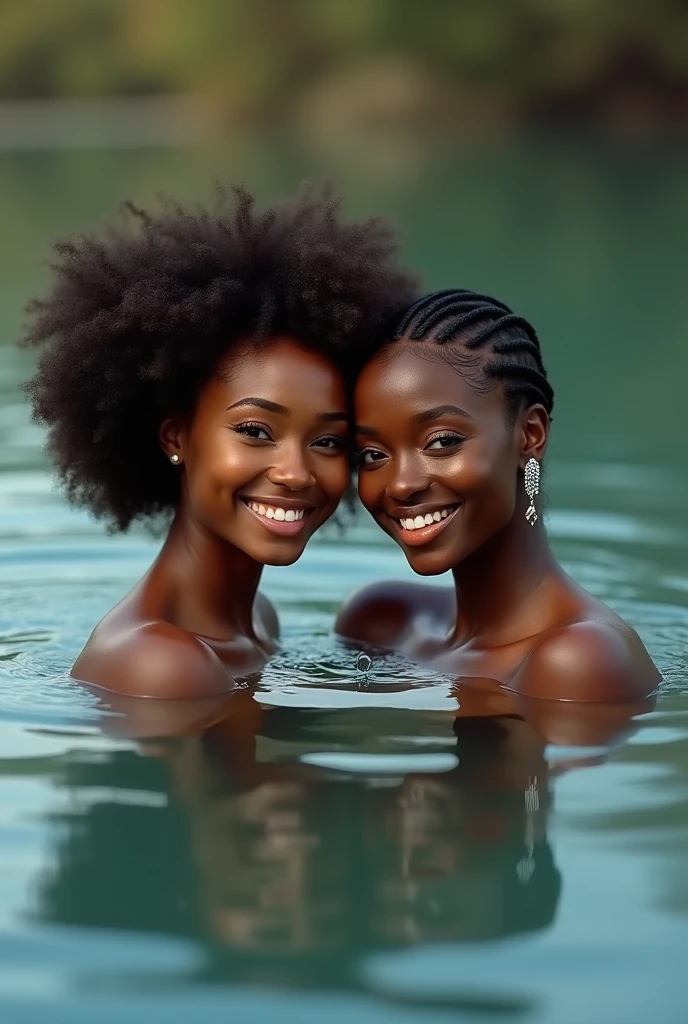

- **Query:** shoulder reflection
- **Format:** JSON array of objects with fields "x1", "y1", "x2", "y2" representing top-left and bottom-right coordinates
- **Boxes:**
[{"x1": 35, "y1": 683, "x2": 652, "y2": 964}]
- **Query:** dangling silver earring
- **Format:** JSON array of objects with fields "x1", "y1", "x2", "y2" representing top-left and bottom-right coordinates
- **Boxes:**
[
  {"x1": 516, "y1": 775, "x2": 539, "y2": 885},
  {"x1": 524, "y1": 457, "x2": 540, "y2": 525},
  {"x1": 170, "y1": 454, "x2": 179, "y2": 464}
]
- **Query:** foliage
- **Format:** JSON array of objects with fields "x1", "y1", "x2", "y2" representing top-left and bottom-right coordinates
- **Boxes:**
[{"x1": 0, "y1": 0, "x2": 686, "y2": 114}]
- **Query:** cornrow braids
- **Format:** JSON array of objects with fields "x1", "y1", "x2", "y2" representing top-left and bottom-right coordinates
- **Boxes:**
[{"x1": 392, "y1": 289, "x2": 554, "y2": 419}]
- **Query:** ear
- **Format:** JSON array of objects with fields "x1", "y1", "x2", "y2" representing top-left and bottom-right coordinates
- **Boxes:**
[
  {"x1": 159, "y1": 416, "x2": 186, "y2": 465},
  {"x1": 518, "y1": 404, "x2": 549, "y2": 466}
]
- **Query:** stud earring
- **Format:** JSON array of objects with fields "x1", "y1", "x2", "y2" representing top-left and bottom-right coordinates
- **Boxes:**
[
  {"x1": 170, "y1": 454, "x2": 179, "y2": 464},
  {"x1": 524, "y1": 457, "x2": 540, "y2": 525}
]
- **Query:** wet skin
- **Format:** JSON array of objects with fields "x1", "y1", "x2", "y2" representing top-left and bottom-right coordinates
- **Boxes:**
[
  {"x1": 336, "y1": 344, "x2": 661, "y2": 702},
  {"x1": 72, "y1": 336, "x2": 350, "y2": 698}
]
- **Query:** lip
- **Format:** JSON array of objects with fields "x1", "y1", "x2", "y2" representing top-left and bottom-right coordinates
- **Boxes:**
[
  {"x1": 240, "y1": 497, "x2": 315, "y2": 538},
  {"x1": 387, "y1": 504, "x2": 461, "y2": 547}
]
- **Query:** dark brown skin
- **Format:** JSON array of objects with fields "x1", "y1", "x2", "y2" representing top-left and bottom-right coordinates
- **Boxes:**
[
  {"x1": 337, "y1": 345, "x2": 661, "y2": 702},
  {"x1": 72, "y1": 336, "x2": 349, "y2": 699}
]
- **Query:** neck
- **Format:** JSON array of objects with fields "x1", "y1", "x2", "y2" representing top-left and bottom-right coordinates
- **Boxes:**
[
  {"x1": 450, "y1": 514, "x2": 561, "y2": 649},
  {"x1": 153, "y1": 512, "x2": 263, "y2": 641}
]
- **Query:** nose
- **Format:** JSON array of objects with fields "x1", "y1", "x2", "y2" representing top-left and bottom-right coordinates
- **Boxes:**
[
  {"x1": 386, "y1": 452, "x2": 430, "y2": 502},
  {"x1": 266, "y1": 442, "x2": 317, "y2": 491}
]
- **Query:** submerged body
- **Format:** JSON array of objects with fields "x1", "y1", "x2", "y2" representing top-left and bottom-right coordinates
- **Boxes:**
[
  {"x1": 23, "y1": 185, "x2": 415, "y2": 698},
  {"x1": 73, "y1": 337, "x2": 348, "y2": 696},
  {"x1": 338, "y1": 291, "x2": 660, "y2": 702},
  {"x1": 337, "y1": 573, "x2": 657, "y2": 702}
]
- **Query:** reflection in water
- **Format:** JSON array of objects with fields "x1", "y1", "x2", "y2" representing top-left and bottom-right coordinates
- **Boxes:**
[
  {"x1": 193, "y1": 710, "x2": 561, "y2": 954},
  {"x1": 31, "y1": 688, "x2": 625, "y2": 989},
  {"x1": 0, "y1": 138, "x2": 685, "y2": 1019}
]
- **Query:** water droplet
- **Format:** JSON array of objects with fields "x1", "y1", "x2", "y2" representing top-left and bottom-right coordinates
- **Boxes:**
[{"x1": 356, "y1": 652, "x2": 372, "y2": 674}]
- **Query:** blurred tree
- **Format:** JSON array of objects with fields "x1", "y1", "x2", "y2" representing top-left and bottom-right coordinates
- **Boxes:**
[{"x1": 0, "y1": 0, "x2": 685, "y2": 127}]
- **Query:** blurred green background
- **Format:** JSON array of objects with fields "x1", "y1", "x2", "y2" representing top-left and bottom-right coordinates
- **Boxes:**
[
  {"x1": 2, "y1": 0, "x2": 688, "y2": 126},
  {"x1": 1, "y1": 11, "x2": 688, "y2": 1021},
  {"x1": 0, "y1": 0, "x2": 686, "y2": 475}
]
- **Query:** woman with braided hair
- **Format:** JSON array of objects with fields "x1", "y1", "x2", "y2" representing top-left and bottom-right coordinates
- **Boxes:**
[
  {"x1": 21, "y1": 184, "x2": 416, "y2": 698},
  {"x1": 337, "y1": 289, "x2": 660, "y2": 702}
]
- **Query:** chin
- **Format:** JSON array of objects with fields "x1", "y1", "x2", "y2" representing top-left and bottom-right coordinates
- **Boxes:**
[
  {"x1": 259, "y1": 545, "x2": 306, "y2": 567},
  {"x1": 405, "y1": 533, "x2": 491, "y2": 575},
  {"x1": 403, "y1": 549, "x2": 455, "y2": 577}
]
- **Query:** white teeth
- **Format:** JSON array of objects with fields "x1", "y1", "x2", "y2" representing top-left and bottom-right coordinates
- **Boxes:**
[
  {"x1": 399, "y1": 507, "x2": 455, "y2": 530},
  {"x1": 247, "y1": 501, "x2": 308, "y2": 523}
]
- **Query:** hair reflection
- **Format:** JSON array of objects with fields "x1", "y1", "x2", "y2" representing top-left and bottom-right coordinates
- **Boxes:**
[{"x1": 33, "y1": 692, "x2": 576, "y2": 983}]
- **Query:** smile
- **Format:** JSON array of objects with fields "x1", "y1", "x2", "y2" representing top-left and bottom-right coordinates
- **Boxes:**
[
  {"x1": 389, "y1": 504, "x2": 460, "y2": 546},
  {"x1": 241, "y1": 498, "x2": 313, "y2": 537}
]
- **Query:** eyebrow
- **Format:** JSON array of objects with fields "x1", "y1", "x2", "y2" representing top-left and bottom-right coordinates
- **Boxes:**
[
  {"x1": 317, "y1": 411, "x2": 349, "y2": 422},
  {"x1": 412, "y1": 404, "x2": 475, "y2": 425},
  {"x1": 227, "y1": 398, "x2": 289, "y2": 415},
  {"x1": 356, "y1": 403, "x2": 475, "y2": 437},
  {"x1": 227, "y1": 398, "x2": 348, "y2": 422}
]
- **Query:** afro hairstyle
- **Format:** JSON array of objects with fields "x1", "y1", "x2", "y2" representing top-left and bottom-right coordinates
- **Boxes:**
[{"x1": 20, "y1": 184, "x2": 418, "y2": 531}]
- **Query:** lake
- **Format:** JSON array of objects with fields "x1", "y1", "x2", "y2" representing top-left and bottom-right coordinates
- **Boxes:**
[{"x1": 1, "y1": 135, "x2": 687, "y2": 1023}]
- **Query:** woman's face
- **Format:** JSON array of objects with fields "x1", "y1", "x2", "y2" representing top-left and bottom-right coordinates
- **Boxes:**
[
  {"x1": 355, "y1": 344, "x2": 524, "y2": 576},
  {"x1": 166, "y1": 337, "x2": 349, "y2": 566}
]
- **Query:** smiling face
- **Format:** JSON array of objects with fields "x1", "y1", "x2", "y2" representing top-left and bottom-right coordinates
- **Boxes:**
[
  {"x1": 355, "y1": 344, "x2": 540, "y2": 576},
  {"x1": 161, "y1": 336, "x2": 349, "y2": 566}
]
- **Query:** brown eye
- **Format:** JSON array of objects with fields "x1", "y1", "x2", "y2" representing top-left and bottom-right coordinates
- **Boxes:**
[
  {"x1": 356, "y1": 447, "x2": 388, "y2": 466},
  {"x1": 311, "y1": 435, "x2": 347, "y2": 451},
  {"x1": 425, "y1": 432, "x2": 464, "y2": 451},
  {"x1": 233, "y1": 422, "x2": 272, "y2": 441}
]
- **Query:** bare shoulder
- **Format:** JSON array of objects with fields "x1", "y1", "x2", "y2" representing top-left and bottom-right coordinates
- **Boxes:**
[
  {"x1": 512, "y1": 615, "x2": 661, "y2": 703},
  {"x1": 335, "y1": 579, "x2": 455, "y2": 649},
  {"x1": 71, "y1": 619, "x2": 234, "y2": 699}
]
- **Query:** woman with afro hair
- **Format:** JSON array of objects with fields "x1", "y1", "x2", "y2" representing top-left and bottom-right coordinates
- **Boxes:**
[{"x1": 21, "y1": 185, "x2": 417, "y2": 699}]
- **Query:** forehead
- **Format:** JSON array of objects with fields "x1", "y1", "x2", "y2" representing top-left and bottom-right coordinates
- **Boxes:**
[
  {"x1": 200, "y1": 335, "x2": 346, "y2": 411},
  {"x1": 355, "y1": 344, "x2": 504, "y2": 422}
]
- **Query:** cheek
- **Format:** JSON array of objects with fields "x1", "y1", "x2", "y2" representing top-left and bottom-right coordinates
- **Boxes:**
[
  {"x1": 438, "y1": 446, "x2": 517, "y2": 530},
  {"x1": 461, "y1": 447, "x2": 517, "y2": 520},
  {"x1": 450, "y1": 440, "x2": 513, "y2": 491},
  {"x1": 319, "y1": 456, "x2": 350, "y2": 501},
  {"x1": 357, "y1": 469, "x2": 383, "y2": 510},
  {"x1": 186, "y1": 430, "x2": 259, "y2": 498}
]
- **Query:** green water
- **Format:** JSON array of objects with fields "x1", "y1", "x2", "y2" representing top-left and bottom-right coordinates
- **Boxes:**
[{"x1": 1, "y1": 137, "x2": 687, "y2": 1023}]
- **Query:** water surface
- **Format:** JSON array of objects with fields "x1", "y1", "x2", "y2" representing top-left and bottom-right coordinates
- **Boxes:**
[{"x1": 1, "y1": 138, "x2": 687, "y2": 1023}]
